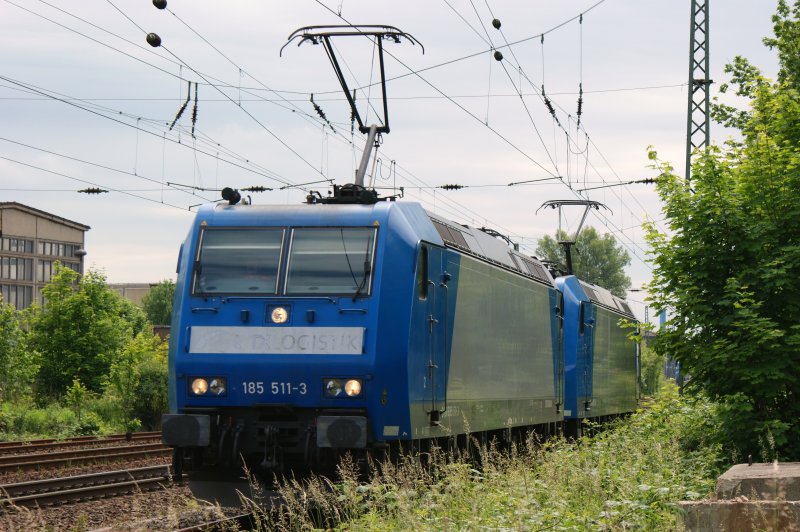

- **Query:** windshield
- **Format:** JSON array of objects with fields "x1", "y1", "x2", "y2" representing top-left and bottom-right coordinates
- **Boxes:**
[
  {"x1": 285, "y1": 228, "x2": 377, "y2": 296},
  {"x1": 193, "y1": 228, "x2": 284, "y2": 295}
]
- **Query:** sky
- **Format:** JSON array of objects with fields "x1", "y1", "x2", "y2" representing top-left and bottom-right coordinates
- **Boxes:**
[{"x1": 0, "y1": 0, "x2": 781, "y2": 320}]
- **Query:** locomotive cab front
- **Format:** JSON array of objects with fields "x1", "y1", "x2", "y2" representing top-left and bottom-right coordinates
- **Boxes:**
[{"x1": 162, "y1": 202, "x2": 420, "y2": 477}]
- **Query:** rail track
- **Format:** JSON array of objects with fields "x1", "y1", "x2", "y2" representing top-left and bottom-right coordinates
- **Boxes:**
[
  {"x1": 0, "y1": 443, "x2": 172, "y2": 473},
  {"x1": 0, "y1": 465, "x2": 171, "y2": 510},
  {"x1": 0, "y1": 431, "x2": 162, "y2": 455}
]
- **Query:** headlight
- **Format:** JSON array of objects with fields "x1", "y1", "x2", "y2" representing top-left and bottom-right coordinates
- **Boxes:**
[
  {"x1": 270, "y1": 306, "x2": 289, "y2": 324},
  {"x1": 344, "y1": 379, "x2": 362, "y2": 397},
  {"x1": 324, "y1": 378, "x2": 363, "y2": 398},
  {"x1": 325, "y1": 379, "x2": 343, "y2": 397},
  {"x1": 191, "y1": 378, "x2": 208, "y2": 395},
  {"x1": 209, "y1": 378, "x2": 226, "y2": 396}
]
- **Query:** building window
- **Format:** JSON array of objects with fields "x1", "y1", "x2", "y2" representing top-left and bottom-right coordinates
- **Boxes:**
[
  {"x1": 2, "y1": 237, "x2": 34, "y2": 253},
  {"x1": 36, "y1": 260, "x2": 79, "y2": 282},
  {"x1": 0, "y1": 284, "x2": 32, "y2": 310},
  {"x1": 38, "y1": 260, "x2": 53, "y2": 283},
  {"x1": 0, "y1": 256, "x2": 33, "y2": 281},
  {"x1": 37, "y1": 240, "x2": 78, "y2": 258}
]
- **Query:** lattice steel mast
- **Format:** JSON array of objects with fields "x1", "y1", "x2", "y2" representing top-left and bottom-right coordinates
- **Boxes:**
[{"x1": 685, "y1": 0, "x2": 711, "y2": 183}]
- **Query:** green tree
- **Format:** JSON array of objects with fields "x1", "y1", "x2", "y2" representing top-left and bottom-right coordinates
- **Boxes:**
[
  {"x1": 0, "y1": 302, "x2": 39, "y2": 401},
  {"x1": 645, "y1": 0, "x2": 800, "y2": 460},
  {"x1": 29, "y1": 266, "x2": 148, "y2": 397},
  {"x1": 536, "y1": 226, "x2": 631, "y2": 297},
  {"x1": 65, "y1": 377, "x2": 88, "y2": 422},
  {"x1": 141, "y1": 279, "x2": 175, "y2": 326},
  {"x1": 104, "y1": 332, "x2": 167, "y2": 431}
]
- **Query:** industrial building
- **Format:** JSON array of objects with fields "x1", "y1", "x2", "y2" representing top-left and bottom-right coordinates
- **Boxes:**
[{"x1": 0, "y1": 202, "x2": 89, "y2": 309}]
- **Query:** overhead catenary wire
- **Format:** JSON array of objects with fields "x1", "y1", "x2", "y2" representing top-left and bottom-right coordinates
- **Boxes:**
[
  {"x1": 0, "y1": 136, "x2": 215, "y2": 202},
  {"x1": 8, "y1": 0, "x2": 356, "y2": 160},
  {"x1": 5, "y1": 1, "x2": 658, "y2": 268},
  {"x1": 433, "y1": 0, "x2": 656, "y2": 268},
  {"x1": 0, "y1": 75, "x2": 300, "y2": 189},
  {"x1": 306, "y1": 0, "x2": 654, "y2": 264},
  {"x1": 0, "y1": 155, "x2": 191, "y2": 210}
]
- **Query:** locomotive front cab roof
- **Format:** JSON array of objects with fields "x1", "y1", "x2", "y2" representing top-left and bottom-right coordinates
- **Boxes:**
[
  {"x1": 187, "y1": 201, "x2": 438, "y2": 299},
  {"x1": 556, "y1": 275, "x2": 635, "y2": 319}
]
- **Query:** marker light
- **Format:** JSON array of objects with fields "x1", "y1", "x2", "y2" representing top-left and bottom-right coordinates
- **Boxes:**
[
  {"x1": 191, "y1": 378, "x2": 208, "y2": 395},
  {"x1": 209, "y1": 378, "x2": 226, "y2": 396},
  {"x1": 344, "y1": 379, "x2": 362, "y2": 397},
  {"x1": 325, "y1": 379, "x2": 343, "y2": 397},
  {"x1": 271, "y1": 307, "x2": 289, "y2": 324}
]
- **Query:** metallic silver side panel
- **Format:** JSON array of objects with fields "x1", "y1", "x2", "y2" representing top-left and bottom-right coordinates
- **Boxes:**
[
  {"x1": 587, "y1": 307, "x2": 638, "y2": 416},
  {"x1": 189, "y1": 326, "x2": 364, "y2": 355},
  {"x1": 411, "y1": 255, "x2": 559, "y2": 437}
]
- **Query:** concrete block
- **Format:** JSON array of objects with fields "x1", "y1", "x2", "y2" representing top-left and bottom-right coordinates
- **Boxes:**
[
  {"x1": 680, "y1": 500, "x2": 800, "y2": 531},
  {"x1": 717, "y1": 463, "x2": 800, "y2": 501}
]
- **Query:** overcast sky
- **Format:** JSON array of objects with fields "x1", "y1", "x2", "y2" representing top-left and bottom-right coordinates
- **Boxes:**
[{"x1": 0, "y1": 0, "x2": 781, "y2": 317}]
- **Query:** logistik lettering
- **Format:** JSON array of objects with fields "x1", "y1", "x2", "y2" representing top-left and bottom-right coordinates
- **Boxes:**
[{"x1": 190, "y1": 326, "x2": 364, "y2": 355}]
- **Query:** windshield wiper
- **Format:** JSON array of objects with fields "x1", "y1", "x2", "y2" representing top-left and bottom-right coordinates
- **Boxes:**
[{"x1": 352, "y1": 259, "x2": 371, "y2": 302}]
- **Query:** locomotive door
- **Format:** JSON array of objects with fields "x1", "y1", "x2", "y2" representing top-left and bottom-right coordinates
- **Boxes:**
[
  {"x1": 580, "y1": 301, "x2": 597, "y2": 415},
  {"x1": 418, "y1": 243, "x2": 449, "y2": 425}
]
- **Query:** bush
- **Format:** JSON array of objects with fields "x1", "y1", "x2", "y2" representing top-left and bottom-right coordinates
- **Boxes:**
[
  {"x1": 73, "y1": 411, "x2": 102, "y2": 436},
  {"x1": 104, "y1": 332, "x2": 167, "y2": 431},
  {"x1": 639, "y1": 343, "x2": 664, "y2": 397},
  {"x1": 0, "y1": 401, "x2": 78, "y2": 440},
  {"x1": 132, "y1": 356, "x2": 168, "y2": 430},
  {"x1": 267, "y1": 384, "x2": 725, "y2": 531}
]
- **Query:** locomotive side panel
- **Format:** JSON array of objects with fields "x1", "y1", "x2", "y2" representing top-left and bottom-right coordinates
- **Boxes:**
[
  {"x1": 588, "y1": 306, "x2": 638, "y2": 416},
  {"x1": 409, "y1": 252, "x2": 561, "y2": 438}
]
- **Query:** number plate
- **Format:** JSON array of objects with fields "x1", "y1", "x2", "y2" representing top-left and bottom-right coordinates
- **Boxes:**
[{"x1": 241, "y1": 381, "x2": 307, "y2": 395}]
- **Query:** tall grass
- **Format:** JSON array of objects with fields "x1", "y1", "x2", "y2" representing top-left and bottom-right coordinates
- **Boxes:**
[{"x1": 252, "y1": 384, "x2": 725, "y2": 530}]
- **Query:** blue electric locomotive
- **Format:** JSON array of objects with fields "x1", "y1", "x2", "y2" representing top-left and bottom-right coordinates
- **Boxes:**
[
  {"x1": 160, "y1": 23, "x2": 639, "y2": 479},
  {"x1": 162, "y1": 197, "x2": 575, "y2": 475},
  {"x1": 557, "y1": 276, "x2": 639, "y2": 437}
]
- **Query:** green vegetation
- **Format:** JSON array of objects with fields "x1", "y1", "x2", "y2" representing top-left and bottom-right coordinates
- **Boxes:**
[
  {"x1": 0, "y1": 265, "x2": 168, "y2": 441},
  {"x1": 253, "y1": 385, "x2": 722, "y2": 531},
  {"x1": 536, "y1": 226, "x2": 632, "y2": 297},
  {"x1": 142, "y1": 279, "x2": 176, "y2": 326},
  {"x1": 646, "y1": 0, "x2": 800, "y2": 460},
  {"x1": 29, "y1": 267, "x2": 148, "y2": 396}
]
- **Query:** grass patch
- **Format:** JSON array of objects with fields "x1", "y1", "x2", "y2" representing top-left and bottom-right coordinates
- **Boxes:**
[
  {"x1": 257, "y1": 384, "x2": 725, "y2": 530},
  {"x1": 0, "y1": 397, "x2": 116, "y2": 441}
]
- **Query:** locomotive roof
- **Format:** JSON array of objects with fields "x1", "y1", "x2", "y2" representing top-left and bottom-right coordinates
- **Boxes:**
[
  {"x1": 556, "y1": 275, "x2": 635, "y2": 319},
  {"x1": 426, "y1": 212, "x2": 553, "y2": 286},
  {"x1": 192, "y1": 201, "x2": 553, "y2": 286}
]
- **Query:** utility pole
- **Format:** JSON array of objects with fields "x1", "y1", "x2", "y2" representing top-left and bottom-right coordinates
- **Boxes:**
[{"x1": 685, "y1": 0, "x2": 711, "y2": 183}]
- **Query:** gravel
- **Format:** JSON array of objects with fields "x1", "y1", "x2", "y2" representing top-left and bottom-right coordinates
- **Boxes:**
[{"x1": 0, "y1": 453, "x2": 253, "y2": 531}]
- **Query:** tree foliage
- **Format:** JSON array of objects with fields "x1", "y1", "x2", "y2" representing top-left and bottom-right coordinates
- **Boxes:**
[
  {"x1": 141, "y1": 279, "x2": 175, "y2": 326},
  {"x1": 646, "y1": 0, "x2": 800, "y2": 460},
  {"x1": 28, "y1": 266, "x2": 148, "y2": 397},
  {"x1": 536, "y1": 226, "x2": 631, "y2": 297},
  {"x1": 0, "y1": 302, "x2": 38, "y2": 402},
  {"x1": 104, "y1": 332, "x2": 167, "y2": 431}
]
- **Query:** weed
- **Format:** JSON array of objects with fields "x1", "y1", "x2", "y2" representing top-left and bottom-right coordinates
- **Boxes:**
[{"x1": 260, "y1": 383, "x2": 724, "y2": 531}]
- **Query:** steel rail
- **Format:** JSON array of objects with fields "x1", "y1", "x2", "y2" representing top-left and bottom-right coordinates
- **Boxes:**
[
  {"x1": 0, "y1": 464, "x2": 170, "y2": 499},
  {"x1": 0, "y1": 472, "x2": 171, "y2": 510},
  {"x1": 0, "y1": 444, "x2": 171, "y2": 473},
  {"x1": 0, "y1": 433, "x2": 162, "y2": 455},
  {"x1": 0, "y1": 431, "x2": 162, "y2": 451}
]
